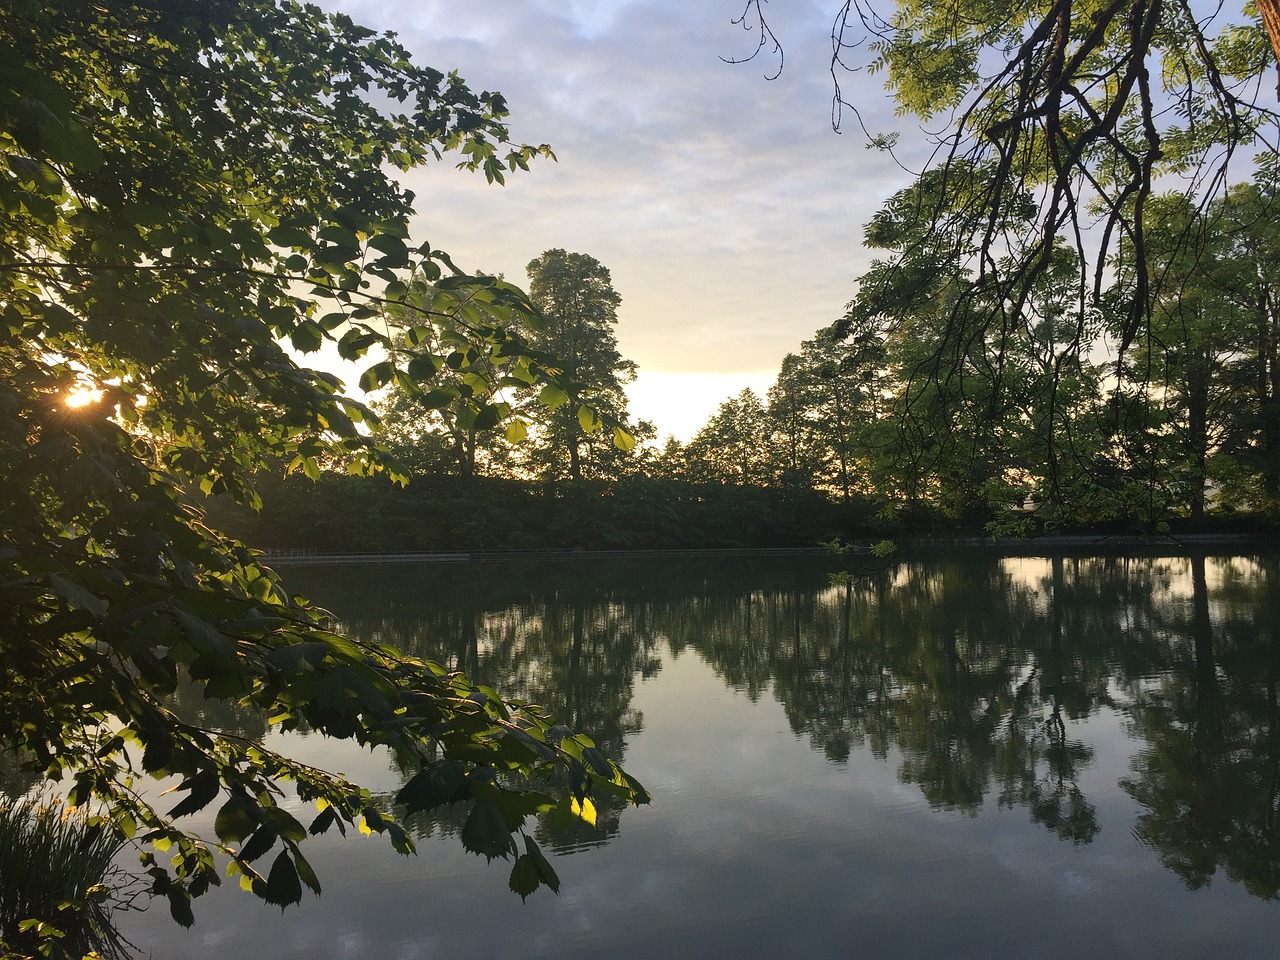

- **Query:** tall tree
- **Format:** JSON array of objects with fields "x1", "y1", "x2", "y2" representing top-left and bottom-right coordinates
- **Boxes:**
[
  {"x1": 684, "y1": 389, "x2": 782, "y2": 486},
  {"x1": 731, "y1": 1, "x2": 1280, "y2": 501},
  {"x1": 1111, "y1": 165, "x2": 1280, "y2": 520},
  {"x1": 524, "y1": 249, "x2": 638, "y2": 481},
  {"x1": 0, "y1": 0, "x2": 644, "y2": 943},
  {"x1": 768, "y1": 332, "x2": 885, "y2": 500},
  {"x1": 1211, "y1": 167, "x2": 1280, "y2": 509}
]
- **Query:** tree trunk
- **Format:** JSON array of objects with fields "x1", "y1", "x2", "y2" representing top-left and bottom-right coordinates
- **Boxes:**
[
  {"x1": 567, "y1": 404, "x2": 582, "y2": 481},
  {"x1": 1260, "y1": 0, "x2": 1280, "y2": 95},
  {"x1": 833, "y1": 385, "x2": 851, "y2": 501},
  {"x1": 1185, "y1": 353, "x2": 1210, "y2": 524},
  {"x1": 1262, "y1": 289, "x2": 1280, "y2": 502}
]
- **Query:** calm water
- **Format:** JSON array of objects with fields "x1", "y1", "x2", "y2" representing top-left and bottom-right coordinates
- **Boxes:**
[{"x1": 123, "y1": 552, "x2": 1280, "y2": 959}]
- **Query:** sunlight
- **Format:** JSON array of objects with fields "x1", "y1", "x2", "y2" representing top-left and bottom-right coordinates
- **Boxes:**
[{"x1": 65, "y1": 388, "x2": 104, "y2": 408}]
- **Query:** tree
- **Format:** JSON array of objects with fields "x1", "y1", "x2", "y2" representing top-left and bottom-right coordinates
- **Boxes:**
[
  {"x1": 1, "y1": 0, "x2": 646, "y2": 945},
  {"x1": 370, "y1": 279, "x2": 546, "y2": 481},
  {"x1": 684, "y1": 389, "x2": 783, "y2": 486},
  {"x1": 767, "y1": 333, "x2": 885, "y2": 500},
  {"x1": 730, "y1": 0, "x2": 1280, "y2": 505},
  {"x1": 1103, "y1": 164, "x2": 1280, "y2": 520},
  {"x1": 522, "y1": 249, "x2": 639, "y2": 481}
]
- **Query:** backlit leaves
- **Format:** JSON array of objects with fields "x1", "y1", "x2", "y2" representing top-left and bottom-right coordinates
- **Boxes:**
[{"x1": 0, "y1": 0, "x2": 646, "y2": 936}]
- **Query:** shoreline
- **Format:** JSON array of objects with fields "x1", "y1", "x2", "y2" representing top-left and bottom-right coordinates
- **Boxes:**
[{"x1": 261, "y1": 533, "x2": 1279, "y2": 565}]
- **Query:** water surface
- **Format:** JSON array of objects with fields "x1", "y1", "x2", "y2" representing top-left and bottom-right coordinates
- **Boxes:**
[{"x1": 124, "y1": 552, "x2": 1280, "y2": 959}]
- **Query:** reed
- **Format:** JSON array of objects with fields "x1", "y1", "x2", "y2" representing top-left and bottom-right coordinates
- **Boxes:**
[{"x1": 0, "y1": 798, "x2": 128, "y2": 959}]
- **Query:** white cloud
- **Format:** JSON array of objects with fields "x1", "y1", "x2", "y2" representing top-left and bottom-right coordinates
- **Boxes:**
[{"x1": 331, "y1": 0, "x2": 920, "y2": 434}]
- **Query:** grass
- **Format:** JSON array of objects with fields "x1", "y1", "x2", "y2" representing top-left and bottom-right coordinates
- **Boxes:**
[{"x1": 0, "y1": 796, "x2": 129, "y2": 959}]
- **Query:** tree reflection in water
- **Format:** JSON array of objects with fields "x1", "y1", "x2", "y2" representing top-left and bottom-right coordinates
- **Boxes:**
[{"x1": 284, "y1": 551, "x2": 1280, "y2": 894}]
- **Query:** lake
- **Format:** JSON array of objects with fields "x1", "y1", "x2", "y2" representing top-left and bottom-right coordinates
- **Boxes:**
[{"x1": 122, "y1": 550, "x2": 1280, "y2": 959}]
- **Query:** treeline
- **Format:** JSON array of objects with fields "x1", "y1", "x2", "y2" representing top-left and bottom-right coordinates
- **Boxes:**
[{"x1": 359, "y1": 167, "x2": 1280, "y2": 542}]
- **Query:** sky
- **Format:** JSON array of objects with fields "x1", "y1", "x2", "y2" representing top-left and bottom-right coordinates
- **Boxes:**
[{"x1": 326, "y1": 0, "x2": 930, "y2": 441}]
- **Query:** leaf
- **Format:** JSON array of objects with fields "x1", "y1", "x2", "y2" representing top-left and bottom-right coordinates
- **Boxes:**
[
  {"x1": 472, "y1": 403, "x2": 504, "y2": 431},
  {"x1": 577, "y1": 405, "x2": 602, "y2": 433},
  {"x1": 367, "y1": 233, "x2": 408, "y2": 264},
  {"x1": 358, "y1": 361, "x2": 395, "y2": 392},
  {"x1": 460, "y1": 801, "x2": 517, "y2": 862},
  {"x1": 47, "y1": 573, "x2": 107, "y2": 616},
  {"x1": 538, "y1": 384, "x2": 569, "y2": 410},
  {"x1": 258, "y1": 851, "x2": 303, "y2": 908},
  {"x1": 396, "y1": 760, "x2": 467, "y2": 813},
  {"x1": 612, "y1": 426, "x2": 636, "y2": 452},
  {"x1": 238, "y1": 823, "x2": 278, "y2": 864},
  {"x1": 290, "y1": 320, "x2": 324, "y2": 353},
  {"x1": 504, "y1": 419, "x2": 528, "y2": 443},
  {"x1": 407, "y1": 354, "x2": 438, "y2": 382},
  {"x1": 292, "y1": 847, "x2": 322, "y2": 896},
  {"x1": 508, "y1": 853, "x2": 541, "y2": 901},
  {"x1": 168, "y1": 770, "x2": 220, "y2": 819},
  {"x1": 174, "y1": 608, "x2": 235, "y2": 658},
  {"x1": 267, "y1": 225, "x2": 313, "y2": 248},
  {"x1": 570, "y1": 795, "x2": 597, "y2": 827},
  {"x1": 168, "y1": 889, "x2": 195, "y2": 928},
  {"x1": 308, "y1": 806, "x2": 338, "y2": 836},
  {"x1": 419, "y1": 387, "x2": 457, "y2": 410},
  {"x1": 318, "y1": 224, "x2": 360, "y2": 248},
  {"x1": 524, "y1": 835, "x2": 560, "y2": 893},
  {"x1": 214, "y1": 795, "x2": 259, "y2": 843},
  {"x1": 581, "y1": 746, "x2": 614, "y2": 778}
]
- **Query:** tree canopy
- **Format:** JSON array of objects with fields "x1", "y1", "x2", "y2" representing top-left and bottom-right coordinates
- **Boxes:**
[
  {"x1": 721, "y1": 0, "x2": 1280, "y2": 521},
  {"x1": 523, "y1": 249, "x2": 639, "y2": 481},
  {"x1": 0, "y1": 0, "x2": 646, "y2": 947}
]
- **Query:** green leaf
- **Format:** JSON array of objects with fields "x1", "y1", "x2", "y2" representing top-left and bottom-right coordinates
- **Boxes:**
[
  {"x1": 168, "y1": 889, "x2": 195, "y2": 928},
  {"x1": 47, "y1": 573, "x2": 107, "y2": 616},
  {"x1": 524, "y1": 835, "x2": 560, "y2": 893},
  {"x1": 569, "y1": 795, "x2": 597, "y2": 827},
  {"x1": 581, "y1": 746, "x2": 614, "y2": 778},
  {"x1": 258, "y1": 851, "x2": 303, "y2": 908},
  {"x1": 508, "y1": 853, "x2": 541, "y2": 901},
  {"x1": 290, "y1": 320, "x2": 324, "y2": 353},
  {"x1": 404, "y1": 325, "x2": 432, "y2": 347},
  {"x1": 367, "y1": 233, "x2": 408, "y2": 263},
  {"x1": 318, "y1": 224, "x2": 360, "y2": 248},
  {"x1": 292, "y1": 847, "x2": 322, "y2": 895},
  {"x1": 539, "y1": 384, "x2": 569, "y2": 410},
  {"x1": 419, "y1": 387, "x2": 457, "y2": 411},
  {"x1": 338, "y1": 327, "x2": 380, "y2": 360},
  {"x1": 268, "y1": 225, "x2": 313, "y2": 248},
  {"x1": 407, "y1": 355, "x2": 438, "y2": 382},
  {"x1": 504, "y1": 419, "x2": 528, "y2": 443},
  {"x1": 460, "y1": 801, "x2": 517, "y2": 862},
  {"x1": 214, "y1": 795, "x2": 259, "y2": 843},
  {"x1": 396, "y1": 760, "x2": 467, "y2": 813},
  {"x1": 577, "y1": 405, "x2": 602, "y2": 433},
  {"x1": 168, "y1": 771, "x2": 220, "y2": 819},
  {"x1": 238, "y1": 823, "x2": 278, "y2": 864},
  {"x1": 358, "y1": 361, "x2": 395, "y2": 392},
  {"x1": 612, "y1": 426, "x2": 636, "y2": 452},
  {"x1": 472, "y1": 403, "x2": 505, "y2": 431},
  {"x1": 308, "y1": 806, "x2": 339, "y2": 837}
]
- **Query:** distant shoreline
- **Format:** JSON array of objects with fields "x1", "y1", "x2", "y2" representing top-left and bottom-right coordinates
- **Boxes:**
[{"x1": 262, "y1": 534, "x2": 1279, "y2": 566}]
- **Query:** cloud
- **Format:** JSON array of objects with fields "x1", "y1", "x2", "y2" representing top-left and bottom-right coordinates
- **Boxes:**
[{"x1": 330, "y1": 1, "x2": 922, "y2": 429}]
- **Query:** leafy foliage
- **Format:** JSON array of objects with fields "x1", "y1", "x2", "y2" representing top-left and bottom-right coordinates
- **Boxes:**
[
  {"x1": 0, "y1": 0, "x2": 647, "y2": 940},
  {"x1": 521, "y1": 249, "x2": 640, "y2": 481},
  {"x1": 725, "y1": 0, "x2": 1280, "y2": 524}
]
